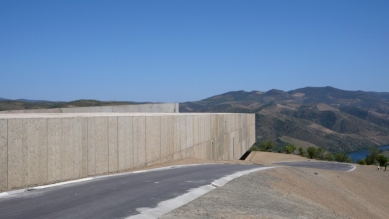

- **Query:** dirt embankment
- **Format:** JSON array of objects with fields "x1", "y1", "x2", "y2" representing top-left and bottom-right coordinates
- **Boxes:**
[{"x1": 162, "y1": 152, "x2": 389, "y2": 219}]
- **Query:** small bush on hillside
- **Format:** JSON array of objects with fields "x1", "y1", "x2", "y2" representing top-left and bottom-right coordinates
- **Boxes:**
[
  {"x1": 278, "y1": 148, "x2": 284, "y2": 153},
  {"x1": 365, "y1": 145, "x2": 380, "y2": 165},
  {"x1": 324, "y1": 153, "x2": 334, "y2": 161},
  {"x1": 259, "y1": 140, "x2": 275, "y2": 152},
  {"x1": 307, "y1": 147, "x2": 318, "y2": 159},
  {"x1": 298, "y1": 147, "x2": 305, "y2": 157},
  {"x1": 284, "y1": 144, "x2": 296, "y2": 154},
  {"x1": 357, "y1": 159, "x2": 367, "y2": 165},
  {"x1": 377, "y1": 155, "x2": 388, "y2": 167},
  {"x1": 250, "y1": 146, "x2": 260, "y2": 151},
  {"x1": 334, "y1": 153, "x2": 352, "y2": 163},
  {"x1": 365, "y1": 155, "x2": 375, "y2": 165},
  {"x1": 316, "y1": 148, "x2": 325, "y2": 160}
]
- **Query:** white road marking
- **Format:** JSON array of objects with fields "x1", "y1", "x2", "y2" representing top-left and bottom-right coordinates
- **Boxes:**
[
  {"x1": 347, "y1": 164, "x2": 356, "y2": 172},
  {"x1": 126, "y1": 166, "x2": 275, "y2": 219},
  {"x1": 0, "y1": 163, "x2": 224, "y2": 198}
]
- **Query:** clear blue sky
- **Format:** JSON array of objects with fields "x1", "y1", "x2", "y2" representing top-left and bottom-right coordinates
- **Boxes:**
[{"x1": 1, "y1": 0, "x2": 388, "y2": 102}]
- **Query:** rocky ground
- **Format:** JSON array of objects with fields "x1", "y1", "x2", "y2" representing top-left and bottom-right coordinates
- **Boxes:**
[{"x1": 161, "y1": 152, "x2": 389, "y2": 219}]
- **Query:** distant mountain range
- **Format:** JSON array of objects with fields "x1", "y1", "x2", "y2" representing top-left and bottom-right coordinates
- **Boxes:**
[
  {"x1": 2, "y1": 86, "x2": 389, "y2": 152},
  {"x1": 180, "y1": 86, "x2": 389, "y2": 152},
  {"x1": 0, "y1": 98, "x2": 55, "y2": 103},
  {"x1": 0, "y1": 99, "x2": 143, "y2": 111}
]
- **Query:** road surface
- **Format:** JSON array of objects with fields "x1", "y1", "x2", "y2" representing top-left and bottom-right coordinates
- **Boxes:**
[
  {"x1": 0, "y1": 163, "x2": 265, "y2": 219},
  {"x1": 274, "y1": 161, "x2": 355, "y2": 171}
]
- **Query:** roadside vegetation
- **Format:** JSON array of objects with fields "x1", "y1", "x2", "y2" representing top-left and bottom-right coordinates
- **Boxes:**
[
  {"x1": 356, "y1": 146, "x2": 388, "y2": 168},
  {"x1": 250, "y1": 140, "x2": 352, "y2": 163},
  {"x1": 251, "y1": 140, "x2": 389, "y2": 167}
]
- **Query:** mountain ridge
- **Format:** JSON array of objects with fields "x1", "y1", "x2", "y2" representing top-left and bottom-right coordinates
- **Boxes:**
[{"x1": 180, "y1": 86, "x2": 389, "y2": 152}]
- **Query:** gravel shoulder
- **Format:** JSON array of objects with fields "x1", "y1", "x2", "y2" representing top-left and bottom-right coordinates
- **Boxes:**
[{"x1": 162, "y1": 152, "x2": 389, "y2": 219}]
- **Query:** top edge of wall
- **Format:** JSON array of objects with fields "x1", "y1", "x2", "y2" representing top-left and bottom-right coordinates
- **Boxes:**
[
  {"x1": 0, "y1": 112, "x2": 255, "y2": 119},
  {"x1": 0, "y1": 103, "x2": 179, "y2": 114}
]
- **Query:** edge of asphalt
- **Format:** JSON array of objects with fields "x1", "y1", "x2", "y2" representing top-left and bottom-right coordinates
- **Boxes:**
[
  {"x1": 126, "y1": 166, "x2": 275, "y2": 219},
  {"x1": 270, "y1": 160, "x2": 356, "y2": 172},
  {"x1": 0, "y1": 163, "x2": 215, "y2": 198},
  {"x1": 0, "y1": 160, "x2": 356, "y2": 199}
]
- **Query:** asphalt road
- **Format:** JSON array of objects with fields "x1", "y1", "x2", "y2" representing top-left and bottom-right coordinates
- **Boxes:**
[
  {"x1": 274, "y1": 161, "x2": 355, "y2": 171},
  {"x1": 0, "y1": 164, "x2": 264, "y2": 219}
]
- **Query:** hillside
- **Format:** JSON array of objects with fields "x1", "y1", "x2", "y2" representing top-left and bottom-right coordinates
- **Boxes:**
[
  {"x1": 180, "y1": 87, "x2": 389, "y2": 152},
  {"x1": 0, "y1": 99, "x2": 146, "y2": 111}
]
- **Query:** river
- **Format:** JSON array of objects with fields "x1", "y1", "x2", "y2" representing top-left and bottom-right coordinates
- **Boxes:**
[{"x1": 347, "y1": 145, "x2": 389, "y2": 163}]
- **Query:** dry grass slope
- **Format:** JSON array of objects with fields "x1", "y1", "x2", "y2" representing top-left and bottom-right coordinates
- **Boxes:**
[{"x1": 162, "y1": 152, "x2": 389, "y2": 219}]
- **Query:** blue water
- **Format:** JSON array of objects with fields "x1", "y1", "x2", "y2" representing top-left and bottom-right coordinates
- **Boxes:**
[{"x1": 347, "y1": 145, "x2": 389, "y2": 163}]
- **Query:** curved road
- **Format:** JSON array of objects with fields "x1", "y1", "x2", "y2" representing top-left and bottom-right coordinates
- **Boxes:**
[
  {"x1": 0, "y1": 164, "x2": 265, "y2": 219},
  {"x1": 274, "y1": 161, "x2": 355, "y2": 172}
]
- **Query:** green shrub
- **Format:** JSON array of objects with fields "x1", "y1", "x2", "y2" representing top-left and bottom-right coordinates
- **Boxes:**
[
  {"x1": 377, "y1": 155, "x2": 388, "y2": 166},
  {"x1": 278, "y1": 148, "x2": 284, "y2": 153},
  {"x1": 365, "y1": 145, "x2": 380, "y2": 165},
  {"x1": 298, "y1": 147, "x2": 305, "y2": 156},
  {"x1": 250, "y1": 146, "x2": 260, "y2": 151},
  {"x1": 284, "y1": 144, "x2": 296, "y2": 154},
  {"x1": 324, "y1": 153, "x2": 334, "y2": 161},
  {"x1": 357, "y1": 159, "x2": 367, "y2": 165},
  {"x1": 259, "y1": 140, "x2": 275, "y2": 152},
  {"x1": 334, "y1": 153, "x2": 352, "y2": 163},
  {"x1": 307, "y1": 147, "x2": 318, "y2": 159},
  {"x1": 316, "y1": 148, "x2": 325, "y2": 160},
  {"x1": 365, "y1": 155, "x2": 375, "y2": 165}
]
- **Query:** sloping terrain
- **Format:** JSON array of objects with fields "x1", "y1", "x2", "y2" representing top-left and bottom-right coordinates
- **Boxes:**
[
  {"x1": 0, "y1": 99, "x2": 146, "y2": 111},
  {"x1": 162, "y1": 152, "x2": 389, "y2": 219},
  {"x1": 180, "y1": 87, "x2": 389, "y2": 152}
]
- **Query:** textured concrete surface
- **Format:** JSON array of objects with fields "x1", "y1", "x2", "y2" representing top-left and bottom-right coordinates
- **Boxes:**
[
  {"x1": 0, "y1": 119, "x2": 7, "y2": 191},
  {"x1": 0, "y1": 113, "x2": 254, "y2": 192},
  {"x1": 0, "y1": 103, "x2": 179, "y2": 114}
]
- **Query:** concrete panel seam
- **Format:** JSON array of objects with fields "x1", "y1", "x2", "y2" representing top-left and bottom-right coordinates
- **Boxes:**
[
  {"x1": 107, "y1": 117, "x2": 109, "y2": 173},
  {"x1": 130, "y1": 117, "x2": 132, "y2": 168},
  {"x1": 46, "y1": 119, "x2": 48, "y2": 186},
  {"x1": 144, "y1": 117, "x2": 146, "y2": 166},
  {"x1": 86, "y1": 118, "x2": 88, "y2": 176},
  {"x1": 7, "y1": 119, "x2": 8, "y2": 190},
  {"x1": 117, "y1": 116, "x2": 119, "y2": 171},
  {"x1": 160, "y1": 117, "x2": 161, "y2": 162},
  {"x1": 60, "y1": 118, "x2": 63, "y2": 180}
]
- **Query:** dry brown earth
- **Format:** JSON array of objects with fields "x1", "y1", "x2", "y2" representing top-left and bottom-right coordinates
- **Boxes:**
[{"x1": 162, "y1": 152, "x2": 389, "y2": 219}]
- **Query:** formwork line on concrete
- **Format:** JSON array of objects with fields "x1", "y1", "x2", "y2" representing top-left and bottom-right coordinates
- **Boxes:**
[
  {"x1": 7, "y1": 119, "x2": 9, "y2": 191},
  {"x1": 131, "y1": 116, "x2": 134, "y2": 169},
  {"x1": 107, "y1": 117, "x2": 109, "y2": 174},
  {"x1": 160, "y1": 116, "x2": 162, "y2": 164}
]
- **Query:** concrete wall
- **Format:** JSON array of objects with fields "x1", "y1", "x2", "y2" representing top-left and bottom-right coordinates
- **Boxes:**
[
  {"x1": 0, "y1": 113, "x2": 255, "y2": 192},
  {"x1": 0, "y1": 103, "x2": 179, "y2": 114}
]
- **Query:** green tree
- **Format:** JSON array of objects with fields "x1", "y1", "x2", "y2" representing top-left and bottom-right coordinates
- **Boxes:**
[
  {"x1": 324, "y1": 153, "x2": 334, "y2": 161},
  {"x1": 334, "y1": 153, "x2": 352, "y2": 163},
  {"x1": 298, "y1": 147, "x2": 305, "y2": 157},
  {"x1": 377, "y1": 155, "x2": 388, "y2": 167},
  {"x1": 250, "y1": 145, "x2": 260, "y2": 151},
  {"x1": 316, "y1": 148, "x2": 325, "y2": 160},
  {"x1": 307, "y1": 147, "x2": 318, "y2": 159},
  {"x1": 259, "y1": 140, "x2": 274, "y2": 152},
  {"x1": 284, "y1": 144, "x2": 296, "y2": 154},
  {"x1": 365, "y1": 145, "x2": 380, "y2": 165},
  {"x1": 357, "y1": 159, "x2": 367, "y2": 165}
]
